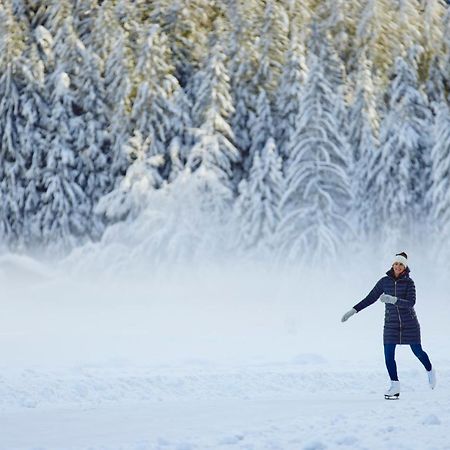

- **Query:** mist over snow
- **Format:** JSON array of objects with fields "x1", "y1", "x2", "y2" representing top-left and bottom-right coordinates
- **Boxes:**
[{"x1": 1, "y1": 248, "x2": 448, "y2": 371}]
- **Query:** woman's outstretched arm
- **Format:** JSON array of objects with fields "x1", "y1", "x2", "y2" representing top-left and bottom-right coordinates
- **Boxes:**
[{"x1": 353, "y1": 279, "x2": 384, "y2": 313}]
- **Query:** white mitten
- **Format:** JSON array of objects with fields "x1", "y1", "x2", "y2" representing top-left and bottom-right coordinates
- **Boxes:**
[
  {"x1": 380, "y1": 293, "x2": 397, "y2": 304},
  {"x1": 341, "y1": 308, "x2": 357, "y2": 322}
]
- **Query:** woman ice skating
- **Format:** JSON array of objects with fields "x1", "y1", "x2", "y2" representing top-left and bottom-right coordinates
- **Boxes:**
[{"x1": 341, "y1": 252, "x2": 436, "y2": 399}]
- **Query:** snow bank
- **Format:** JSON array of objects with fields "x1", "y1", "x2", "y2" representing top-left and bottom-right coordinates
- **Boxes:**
[
  {"x1": 0, "y1": 253, "x2": 53, "y2": 284},
  {"x1": 1, "y1": 365, "x2": 449, "y2": 450}
]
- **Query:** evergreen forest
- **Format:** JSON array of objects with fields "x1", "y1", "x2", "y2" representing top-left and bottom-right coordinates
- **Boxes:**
[{"x1": 1, "y1": 0, "x2": 450, "y2": 265}]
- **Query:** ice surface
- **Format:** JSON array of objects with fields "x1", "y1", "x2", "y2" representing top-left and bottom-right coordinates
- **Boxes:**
[{"x1": 1, "y1": 255, "x2": 449, "y2": 449}]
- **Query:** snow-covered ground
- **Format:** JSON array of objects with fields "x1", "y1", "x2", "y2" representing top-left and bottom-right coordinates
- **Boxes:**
[
  {"x1": 2, "y1": 365, "x2": 450, "y2": 450},
  {"x1": 1, "y1": 255, "x2": 449, "y2": 450}
]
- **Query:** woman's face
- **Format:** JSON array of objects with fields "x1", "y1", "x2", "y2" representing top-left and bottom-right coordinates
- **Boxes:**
[{"x1": 393, "y1": 262, "x2": 405, "y2": 277}]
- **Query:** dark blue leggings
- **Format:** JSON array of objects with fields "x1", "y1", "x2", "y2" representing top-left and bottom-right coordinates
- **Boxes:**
[{"x1": 384, "y1": 344, "x2": 432, "y2": 381}]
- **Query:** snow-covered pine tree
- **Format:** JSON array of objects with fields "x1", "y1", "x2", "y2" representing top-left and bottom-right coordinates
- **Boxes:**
[
  {"x1": 248, "y1": 89, "x2": 275, "y2": 172},
  {"x1": 8, "y1": 0, "x2": 45, "y2": 27},
  {"x1": 39, "y1": 70, "x2": 91, "y2": 253},
  {"x1": 72, "y1": 47, "x2": 111, "y2": 239},
  {"x1": 347, "y1": 52, "x2": 380, "y2": 237},
  {"x1": 275, "y1": 29, "x2": 307, "y2": 161},
  {"x1": 228, "y1": 3, "x2": 285, "y2": 246},
  {"x1": 129, "y1": 24, "x2": 179, "y2": 172},
  {"x1": 418, "y1": 0, "x2": 445, "y2": 82},
  {"x1": 286, "y1": 0, "x2": 312, "y2": 42},
  {"x1": 95, "y1": 130, "x2": 163, "y2": 223},
  {"x1": 309, "y1": 22, "x2": 346, "y2": 92},
  {"x1": 230, "y1": 56, "x2": 258, "y2": 180},
  {"x1": 0, "y1": 4, "x2": 28, "y2": 247},
  {"x1": 425, "y1": 55, "x2": 447, "y2": 107},
  {"x1": 226, "y1": 0, "x2": 259, "y2": 61},
  {"x1": 113, "y1": 0, "x2": 142, "y2": 45},
  {"x1": 258, "y1": 0, "x2": 289, "y2": 97},
  {"x1": 167, "y1": 85, "x2": 194, "y2": 179},
  {"x1": 100, "y1": 22, "x2": 192, "y2": 224},
  {"x1": 104, "y1": 28, "x2": 132, "y2": 184},
  {"x1": 374, "y1": 51, "x2": 433, "y2": 244},
  {"x1": 355, "y1": 0, "x2": 399, "y2": 89},
  {"x1": 86, "y1": 0, "x2": 118, "y2": 63},
  {"x1": 395, "y1": 0, "x2": 422, "y2": 53},
  {"x1": 396, "y1": 0, "x2": 445, "y2": 85},
  {"x1": 308, "y1": 23, "x2": 349, "y2": 139},
  {"x1": 51, "y1": 17, "x2": 84, "y2": 89},
  {"x1": 48, "y1": 16, "x2": 110, "y2": 240},
  {"x1": 150, "y1": 7, "x2": 197, "y2": 179},
  {"x1": 237, "y1": 13, "x2": 278, "y2": 175},
  {"x1": 20, "y1": 45, "x2": 49, "y2": 248},
  {"x1": 315, "y1": 0, "x2": 353, "y2": 67},
  {"x1": 348, "y1": 53, "x2": 379, "y2": 161},
  {"x1": 442, "y1": 7, "x2": 450, "y2": 96},
  {"x1": 227, "y1": 1, "x2": 259, "y2": 182},
  {"x1": 234, "y1": 137, "x2": 284, "y2": 254},
  {"x1": 34, "y1": 24, "x2": 55, "y2": 72},
  {"x1": 72, "y1": 0, "x2": 97, "y2": 44},
  {"x1": 149, "y1": 0, "x2": 219, "y2": 87},
  {"x1": 149, "y1": 0, "x2": 196, "y2": 87},
  {"x1": 189, "y1": 33, "x2": 239, "y2": 220},
  {"x1": 14, "y1": 0, "x2": 51, "y2": 30},
  {"x1": 277, "y1": 52, "x2": 352, "y2": 263},
  {"x1": 41, "y1": 0, "x2": 74, "y2": 36},
  {"x1": 430, "y1": 102, "x2": 450, "y2": 244}
]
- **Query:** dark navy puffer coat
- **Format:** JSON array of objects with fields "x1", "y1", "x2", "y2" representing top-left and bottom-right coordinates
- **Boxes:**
[{"x1": 353, "y1": 267, "x2": 421, "y2": 345}]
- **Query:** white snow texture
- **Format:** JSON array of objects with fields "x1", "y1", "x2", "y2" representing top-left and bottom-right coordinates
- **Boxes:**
[{"x1": 0, "y1": 255, "x2": 449, "y2": 450}]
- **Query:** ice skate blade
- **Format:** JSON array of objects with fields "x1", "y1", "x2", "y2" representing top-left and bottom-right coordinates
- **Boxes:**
[{"x1": 384, "y1": 394, "x2": 400, "y2": 400}]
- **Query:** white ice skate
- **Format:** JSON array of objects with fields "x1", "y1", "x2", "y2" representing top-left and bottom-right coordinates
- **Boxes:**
[
  {"x1": 385, "y1": 380, "x2": 400, "y2": 400},
  {"x1": 427, "y1": 368, "x2": 436, "y2": 390}
]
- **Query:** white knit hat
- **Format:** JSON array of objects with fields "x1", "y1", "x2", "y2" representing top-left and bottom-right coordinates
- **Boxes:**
[{"x1": 393, "y1": 252, "x2": 408, "y2": 268}]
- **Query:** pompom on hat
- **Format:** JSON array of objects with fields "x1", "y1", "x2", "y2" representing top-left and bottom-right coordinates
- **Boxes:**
[{"x1": 393, "y1": 252, "x2": 408, "y2": 268}]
